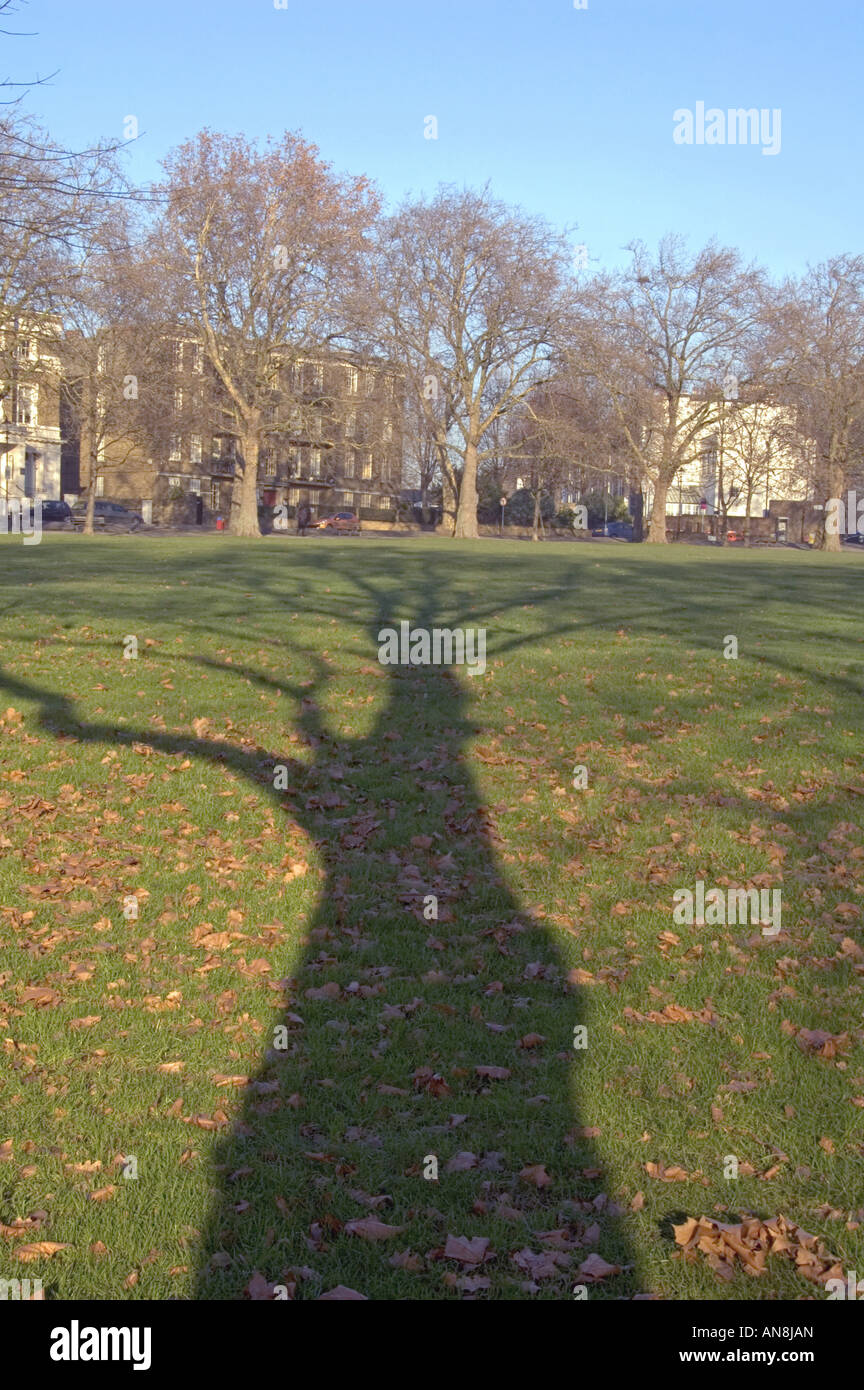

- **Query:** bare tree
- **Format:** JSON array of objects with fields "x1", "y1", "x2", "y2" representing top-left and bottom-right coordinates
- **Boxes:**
[
  {"x1": 58, "y1": 210, "x2": 169, "y2": 532},
  {"x1": 374, "y1": 185, "x2": 571, "y2": 538},
  {"x1": 721, "y1": 396, "x2": 792, "y2": 543},
  {"x1": 569, "y1": 237, "x2": 764, "y2": 542},
  {"x1": 763, "y1": 256, "x2": 864, "y2": 550},
  {"x1": 509, "y1": 370, "x2": 634, "y2": 525},
  {"x1": 399, "y1": 380, "x2": 441, "y2": 522},
  {"x1": 1, "y1": 0, "x2": 53, "y2": 102},
  {"x1": 0, "y1": 112, "x2": 129, "y2": 496},
  {"x1": 154, "y1": 130, "x2": 378, "y2": 536}
]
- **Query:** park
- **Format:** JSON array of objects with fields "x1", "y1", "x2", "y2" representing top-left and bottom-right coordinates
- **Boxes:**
[{"x1": 1, "y1": 533, "x2": 862, "y2": 1300}]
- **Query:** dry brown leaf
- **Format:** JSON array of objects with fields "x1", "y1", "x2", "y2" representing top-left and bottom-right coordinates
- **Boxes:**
[
  {"x1": 344, "y1": 1218, "x2": 405, "y2": 1241},
  {"x1": 519, "y1": 1163, "x2": 553, "y2": 1189},
  {"x1": 577, "y1": 1252, "x2": 621, "y2": 1281},
  {"x1": 17, "y1": 1242, "x2": 68, "y2": 1261},
  {"x1": 443, "y1": 1234, "x2": 490, "y2": 1265}
]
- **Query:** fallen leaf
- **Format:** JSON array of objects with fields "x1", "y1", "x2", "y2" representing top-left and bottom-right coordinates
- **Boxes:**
[
  {"x1": 17, "y1": 1242, "x2": 68, "y2": 1262},
  {"x1": 519, "y1": 1163, "x2": 553, "y2": 1189},
  {"x1": 443, "y1": 1234, "x2": 490, "y2": 1265},
  {"x1": 344, "y1": 1218, "x2": 405, "y2": 1241}
]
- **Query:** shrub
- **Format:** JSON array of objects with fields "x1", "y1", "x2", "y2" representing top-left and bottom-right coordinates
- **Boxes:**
[
  {"x1": 503, "y1": 487, "x2": 554, "y2": 526},
  {"x1": 580, "y1": 491, "x2": 630, "y2": 529}
]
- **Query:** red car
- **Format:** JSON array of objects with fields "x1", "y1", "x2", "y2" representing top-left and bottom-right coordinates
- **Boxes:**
[{"x1": 313, "y1": 510, "x2": 361, "y2": 534}]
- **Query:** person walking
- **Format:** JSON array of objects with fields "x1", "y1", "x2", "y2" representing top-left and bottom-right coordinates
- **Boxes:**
[{"x1": 296, "y1": 502, "x2": 311, "y2": 536}]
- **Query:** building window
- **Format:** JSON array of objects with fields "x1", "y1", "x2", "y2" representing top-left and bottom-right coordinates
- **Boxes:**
[
  {"x1": 13, "y1": 338, "x2": 32, "y2": 362},
  {"x1": 173, "y1": 387, "x2": 184, "y2": 413},
  {"x1": 360, "y1": 492, "x2": 373, "y2": 508},
  {"x1": 383, "y1": 420, "x2": 393, "y2": 442},
  {"x1": 344, "y1": 448, "x2": 355, "y2": 477},
  {"x1": 361, "y1": 451, "x2": 373, "y2": 480},
  {"x1": 344, "y1": 409, "x2": 356, "y2": 438},
  {"x1": 310, "y1": 447, "x2": 321, "y2": 476},
  {"x1": 95, "y1": 474, "x2": 105, "y2": 497},
  {"x1": 168, "y1": 475, "x2": 183, "y2": 490},
  {"x1": 209, "y1": 481, "x2": 220, "y2": 510},
  {"x1": 310, "y1": 412, "x2": 322, "y2": 439},
  {"x1": 288, "y1": 487, "x2": 301, "y2": 505},
  {"x1": 169, "y1": 436, "x2": 182, "y2": 462},
  {"x1": 310, "y1": 363, "x2": 323, "y2": 392},
  {"x1": 190, "y1": 476, "x2": 202, "y2": 495},
  {"x1": 346, "y1": 365, "x2": 359, "y2": 394},
  {"x1": 15, "y1": 385, "x2": 37, "y2": 426},
  {"x1": 184, "y1": 341, "x2": 202, "y2": 373},
  {"x1": 190, "y1": 435, "x2": 202, "y2": 464},
  {"x1": 209, "y1": 435, "x2": 231, "y2": 460}
]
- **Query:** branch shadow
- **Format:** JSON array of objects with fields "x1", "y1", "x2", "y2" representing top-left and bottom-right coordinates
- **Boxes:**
[{"x1": 0, "y1": 552, "x2": 639, "y2": 1300}]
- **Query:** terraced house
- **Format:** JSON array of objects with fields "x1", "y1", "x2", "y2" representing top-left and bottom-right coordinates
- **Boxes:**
[
  {"x1": 64, "y1": 337, "x2": 404, "y2": 527},
  {"x1": 0, "y1": 316, "x2": 62, "y2": 505}
]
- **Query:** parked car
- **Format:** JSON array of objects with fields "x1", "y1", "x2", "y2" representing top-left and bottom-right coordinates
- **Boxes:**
[
  {"x1": 591, "y1": 520, "x2": 634, "y2": 540},
  {"x1": 39, "y1": 499, "x2": 73, "y2": 526},
  {"x1": 72, "y1": 499, "x2": 144, "y2": 530},
  {"x1": 312, "y1": 510, "x2": 361, "y2": 534},
  {"x1": 843, "y1": 532, "x2": 864, "y2": 545}
]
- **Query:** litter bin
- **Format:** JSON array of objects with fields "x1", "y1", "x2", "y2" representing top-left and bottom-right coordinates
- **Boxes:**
[{"x1": 215, "y1": 515, "x2": 224, "y2": 531}]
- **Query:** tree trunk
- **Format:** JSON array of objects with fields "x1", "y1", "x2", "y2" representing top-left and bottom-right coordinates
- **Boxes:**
[
  {"x1": 453, "y1": 440, "x2": 479, "y2": 539},
  {"x1": 435, "y1": 439, "x2": 457, "y2": 535},
  {"x1": 233, "y1": 427, "x2": 262, "y2": 537},
  {"x1": 82, "y1": 452, "x2": 98, "y2": 535},
  {"x1": 439, "y1": 467, "x2": 457, "y2": 535},
  {"x1": 818, "y1": 455, "x2": 844, "y2": 552},
  {"x1": 531, "y1": 489, "x2": 541, "y2": 541},
  {"x1": 630, "y1": 485, "x2": 644, "y2": 543},
  {"x1": 646, "y1": 477, "x2": 670, "y2": 543},
  {"x1": 743, "y1": 487, "x2": 753, "y2": 544},
  {"x1": 717, "y1": 503, "x2": 728, "y2": 545}
]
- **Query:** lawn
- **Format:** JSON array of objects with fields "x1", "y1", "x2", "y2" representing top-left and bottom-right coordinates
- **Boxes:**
[{"x1": 1, "y1": 534, "x2": 863, "y2": 1301}]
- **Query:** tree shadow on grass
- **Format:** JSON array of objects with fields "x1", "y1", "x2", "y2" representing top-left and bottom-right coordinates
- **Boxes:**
[
  {"x1": 188, "y1": 580, "x2": 637, "y2": 1300},
  {"x1": 6, "y1": 542, "x2": 859, "y2": 1299},
  {"x1": 0, "y1": 559, "x2": 639, "y2": 1301}
]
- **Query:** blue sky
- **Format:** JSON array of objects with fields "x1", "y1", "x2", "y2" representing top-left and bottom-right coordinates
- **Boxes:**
[{"x1": 8, "y1": 0, "x2": 863, "y2": 276}]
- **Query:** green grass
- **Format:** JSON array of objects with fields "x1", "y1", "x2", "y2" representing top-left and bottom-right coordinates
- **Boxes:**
[{"x1": 1, "y1": 533, "x2": 863, "y2": 1300}]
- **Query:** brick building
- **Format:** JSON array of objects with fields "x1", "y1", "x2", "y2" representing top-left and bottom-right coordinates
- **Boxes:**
[{"x1": 64, "y1": 339, "x2": 404, "y2": 526}]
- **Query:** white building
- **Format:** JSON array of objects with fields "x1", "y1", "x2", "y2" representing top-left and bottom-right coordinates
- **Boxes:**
[{"x1": 1, "y1": 320, "x2": 63, "y2": 502}]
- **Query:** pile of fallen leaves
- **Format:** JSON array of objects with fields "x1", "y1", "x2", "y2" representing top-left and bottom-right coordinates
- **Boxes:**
[{"x1": 673, "y1": 1213, "x2": 843, "y2": 1286}]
